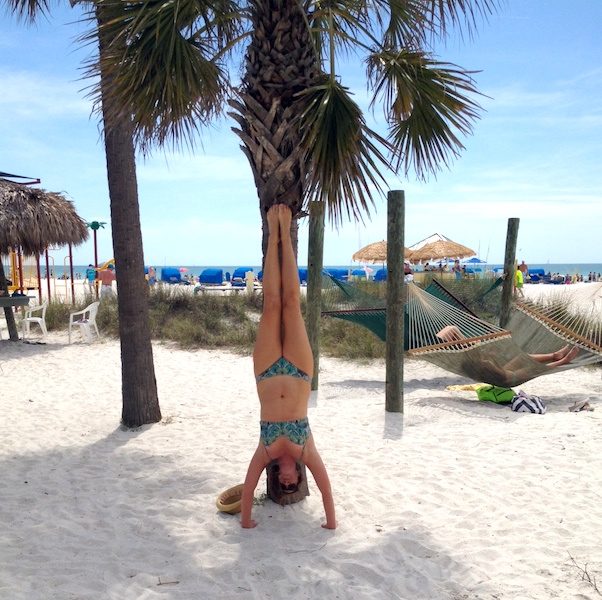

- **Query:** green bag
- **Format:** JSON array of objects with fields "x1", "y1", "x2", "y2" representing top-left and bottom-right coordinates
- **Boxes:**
[{"x1": 476, "y1": 384, "x2": 515, "y2": 404}]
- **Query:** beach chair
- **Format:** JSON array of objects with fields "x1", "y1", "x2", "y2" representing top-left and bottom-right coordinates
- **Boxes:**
[
  {"x1": 324, "y1": 268, "x2": 349, "y2": 281},
  {"x1": 374, "y1": 268, "x2": 387, "y2": 282},
  {"x1": 298, "y1": 268, "x2": 308, "y2": 285},
  {"x1": 68, "y1": 301, "x2": 100, "y2": 343},
  {"x1": 22, "y1": 301, "x2": 48, "y2": 341},
  {"x1": 231, "y1": 267, "x2": 254, "y2": 287},
  {"x1": 160, "y1": 267, "x2": 182, "y2": 284},
  {"x1": 351, "y1": 269, "x2": 367, "y2": 280},
  {"x1": 198, "y1": 268, "x2": 224, "y2": 285}
]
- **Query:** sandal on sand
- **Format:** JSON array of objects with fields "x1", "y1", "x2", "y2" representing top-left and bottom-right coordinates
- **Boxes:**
[{"x1": 569, "y1": 400, "x2": 594, "y2": 412}]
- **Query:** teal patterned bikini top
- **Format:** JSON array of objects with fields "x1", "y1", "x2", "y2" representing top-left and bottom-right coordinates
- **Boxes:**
[
  {"x1": 256, "y1": 356, "x2": 311, "y2": 383},
  {"x1": 260, "y1": 417, "x2": 311, "y2": 447}
]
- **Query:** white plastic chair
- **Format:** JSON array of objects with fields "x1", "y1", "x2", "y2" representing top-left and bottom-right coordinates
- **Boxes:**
[
  {"x1": 22, "y1": 301, "x2": 49, "y2": 340},
  {"x1": 68, "y1": 301, "x2": 100, "y2": 343}
]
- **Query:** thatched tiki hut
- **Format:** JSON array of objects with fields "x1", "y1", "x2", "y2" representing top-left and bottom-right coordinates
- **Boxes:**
[{"x1": 0, "y1": 178, "x2": 88, "y2": 341}]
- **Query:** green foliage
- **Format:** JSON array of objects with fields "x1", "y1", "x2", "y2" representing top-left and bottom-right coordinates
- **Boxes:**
[{"x1": 319, "y1": 317, "x2": 386, "y2": 360}]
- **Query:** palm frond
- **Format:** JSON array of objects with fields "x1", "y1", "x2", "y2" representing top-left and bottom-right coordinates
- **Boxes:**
[
  {"x1": 296, "y1": 78, "x2": 393, "y2": 226},
  {"x1": 81, "y1": 0, "x2": 241, "y2": 151},
  {"x1": 421, "y1": 0, "x2": 500, "y2": 39},
  {"x1": 2, "y1": 0, "x2": 50, "y2": 21},
  {"x1": 368, "y1": 48, "x2": 483, "y2": 179},
  {"x1": 367, "y1": 0, "x2": 431, "y2": 48}
]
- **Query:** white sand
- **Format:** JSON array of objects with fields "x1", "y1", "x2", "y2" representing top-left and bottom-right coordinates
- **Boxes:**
[
  {"x1": 1, "y1": 313, "x2": 601, "y2": 599},
  {"x1": 1, "y1": 278, "x2": 601, "y2": 598}
]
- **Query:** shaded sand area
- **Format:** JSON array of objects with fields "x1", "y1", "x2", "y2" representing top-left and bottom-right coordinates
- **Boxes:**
[{"x1": 1, "y1": 329, "x2": 601, "y2": 599}]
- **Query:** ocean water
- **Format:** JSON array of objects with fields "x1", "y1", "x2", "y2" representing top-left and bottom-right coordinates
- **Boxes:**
[{"x1": 24, "y1": 262, "x2": 602, "y2": 280}]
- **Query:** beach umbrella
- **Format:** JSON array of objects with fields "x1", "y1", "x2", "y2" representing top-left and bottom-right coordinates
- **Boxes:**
[
  {"x1": 0, "y1": 178, "x2": 88, "y2": 255},
  {"x1": 352, "y1": 240, "x2": 414, "y2": 263},
  {"x1": 464, "y1": 257, "x2": 486, "y2": 264},
  {"x1": 409, "y1": 239, "x2": 475, "y2": 263}
]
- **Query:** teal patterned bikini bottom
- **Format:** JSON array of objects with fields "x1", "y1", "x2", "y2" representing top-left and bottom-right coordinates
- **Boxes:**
[{"x1": 260, "y1": 417, "x2": 311, "y2": 447}]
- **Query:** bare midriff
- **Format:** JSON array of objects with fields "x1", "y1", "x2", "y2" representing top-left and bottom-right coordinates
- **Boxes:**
[{"x1": 257, "y1": 377, "x2": 310, "y2": 422}]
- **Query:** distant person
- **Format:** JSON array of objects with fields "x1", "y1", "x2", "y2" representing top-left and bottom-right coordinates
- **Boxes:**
[
  {"x1": 436, "y1": 325, "x2": 579, "y2": 385},
  {"x1": 148, "y1": 266, "x2": 157, "y2": 286},
  {"x1": 452, "y1": 259, "x2": 462, "y2": 280},
  {"x1": 518, "y1": 260, "x2": 528, "y2": 276},
  {"x1": 514, "y1": 266, "x2": 525, "y2": 298},
  {"x1": 85, "y1": 264, "x2": 96, "y2": 292},
  {"x1": 244, "y1": 270, "x2": 255, "y2": 294},
  {"x1": 98, "y1": 264, "x2": 116, "y2": 299},
  {"x1": 404, "y1": 262, "x2": 414, "y2": 283}
]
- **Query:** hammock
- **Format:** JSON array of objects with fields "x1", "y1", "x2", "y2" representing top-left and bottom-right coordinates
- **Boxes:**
[{"x1": 321, "y1": 276, "x2": 602, "y2": 387}]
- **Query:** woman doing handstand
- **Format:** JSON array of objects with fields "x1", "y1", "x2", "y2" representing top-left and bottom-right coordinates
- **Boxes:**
[{"x1": 240, "y1": 205, "x2": 336, "y2": 530}]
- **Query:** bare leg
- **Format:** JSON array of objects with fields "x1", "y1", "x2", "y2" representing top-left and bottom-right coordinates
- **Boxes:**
[
  {"x1": 529, "y1": 345, "x2": 579, "y2": 366},
  {"x1": 436, "y1": 325, "x2": 464, "y2": 343},
  {"x1": 253, "y1": 207, "x2": 282, "y2": 376},
  {"x1": 279, "y1": 206, "x2": 313, "y2": 377}
]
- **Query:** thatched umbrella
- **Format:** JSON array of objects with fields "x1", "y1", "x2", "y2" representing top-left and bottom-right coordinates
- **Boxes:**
[
  {"x1": 352, "y1": 240, "x2": 414, "y2": 263},
  {"x1": 409, "y1": 239, "x2": 475, "y2": 263},
  {"x1": 0, "y1": 178, "x2": 89, "y2": 340}
]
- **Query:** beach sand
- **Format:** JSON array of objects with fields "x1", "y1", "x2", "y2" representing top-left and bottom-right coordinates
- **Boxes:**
[{"x1": 1, "y1": 282, "x2": 601, "y2": 599}]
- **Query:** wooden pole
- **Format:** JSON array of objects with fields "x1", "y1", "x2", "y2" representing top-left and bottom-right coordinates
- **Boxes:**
[
  {"x1": 386, "y1": 190, "x2": 405, "y2": 413},
  {"x1": 68, "y1": 243, "x2": 76, "y2": 304},
  {"x1": 500, "y1": 217, "x2": 520, "y2": 329},
  {"x1": 0, "y1": 260, "x2": 19, "y2": 341},
  {"x1": 306, "y1": 200, "x2": 325, "y2": 390}
]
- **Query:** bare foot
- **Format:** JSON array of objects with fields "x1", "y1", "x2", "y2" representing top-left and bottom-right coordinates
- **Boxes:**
[
  {"x1": 552, "y1": 345, "x2": 570, "y2": 361},
  {"x1": 266, "y1": 205, "x2": 280, "y2": 241},
  {"x1": 550, "y1": 345, "x2": 579, "y2": 367},
  {"x1": 559, "y1": 345, "x2": 579, "y2": 365},
  {"x1": 277, "y1": 204, "x2": 292, "y2": 234}
]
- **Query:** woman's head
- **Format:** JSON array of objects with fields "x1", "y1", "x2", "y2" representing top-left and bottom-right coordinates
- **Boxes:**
[{"x1": 267, "y1": 458, "x2": 303, "y2": 497}]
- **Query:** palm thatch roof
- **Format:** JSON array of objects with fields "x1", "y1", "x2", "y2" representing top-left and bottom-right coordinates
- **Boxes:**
[
  {"x1": 0, "y1": 178, "x2": 89, "y2": 255},
  {"x1": 352, "y1": 240, "x2": 414, "y2": 263},
  {"x1": 409, "y1": 239, "x2": 475, "y2": 262}
]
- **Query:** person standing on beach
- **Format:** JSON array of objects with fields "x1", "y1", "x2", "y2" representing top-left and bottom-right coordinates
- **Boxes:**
[
  {"x1": 518, "y1": 260, "x2": 528, "y2": 276},
  {"x1": 514, "y1": 266, "x2": 525, "y2": 298},
  {"x1": 240, "y1": 205, "x2": 336, "y2": 530},
  {"x1": 85, "y1": 264, "x2": 96, "y2": 292},
  {"x1": 453, "y1": 259, "x2": 462, "y2": 280},
  {"x1": 98, "y1": 264, "x2": 116, "y2": 299}
]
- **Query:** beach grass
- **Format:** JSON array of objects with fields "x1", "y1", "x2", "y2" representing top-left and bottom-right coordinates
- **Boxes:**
[{"x1": 40, "y1": 282, "x2": 601, "y2": 366}]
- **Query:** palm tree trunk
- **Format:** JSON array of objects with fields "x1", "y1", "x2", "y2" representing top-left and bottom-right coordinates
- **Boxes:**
[
  {"x1": 229, "y1": 0, "x2": 321, "y2": 260},
  {"x1": 96, "y1": 4, "x2": 161, "y2": 427}
]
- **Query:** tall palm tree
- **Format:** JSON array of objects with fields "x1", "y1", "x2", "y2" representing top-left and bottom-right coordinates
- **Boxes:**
[
  {"x1": 5, "y1": 0, "x2": 162, "y2": 427},
  {"x1": 94, "y1": 0, "x2": 499, "y2": 256}
]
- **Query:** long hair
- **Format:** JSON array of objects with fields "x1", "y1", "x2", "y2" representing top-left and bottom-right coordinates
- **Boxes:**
[{"x1": 266, "y1": 460, "x2": 309, "y2": 506}]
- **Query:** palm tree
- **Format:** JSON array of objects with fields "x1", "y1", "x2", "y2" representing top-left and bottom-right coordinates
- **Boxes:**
[
  {"x1": 5, "y1": 0, "x2": 162, "y2": 427},
  {"x1": 92, "y1": 0, "x2": 498, "y2": 253},
  {"x1": 93, "y1": 0, "x2": 498, "y2": 389}
]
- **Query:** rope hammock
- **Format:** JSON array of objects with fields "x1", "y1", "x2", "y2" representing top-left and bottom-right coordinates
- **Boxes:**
[{"x1": 321, "y1": 276, "x2": 602, "y2": 387}]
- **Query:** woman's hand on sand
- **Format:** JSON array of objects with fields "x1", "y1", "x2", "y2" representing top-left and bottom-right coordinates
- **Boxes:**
[{"x1": 241, "y1": 519, "x2": 257, "y2": 529}]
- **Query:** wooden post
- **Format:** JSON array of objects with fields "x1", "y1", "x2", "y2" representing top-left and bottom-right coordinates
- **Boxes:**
[
  {"x1": 306, "y1": 200, "x2": 325, "y2": 390},
  {"x1": 500, "y1": 217, "x2": 519, "y2": 329},
  {"x1": 386, "y1": 190, "x2": 405, "y2": 413},
  {"x1": 0, "y1": 260, "x2": 20, "y2": 341}
]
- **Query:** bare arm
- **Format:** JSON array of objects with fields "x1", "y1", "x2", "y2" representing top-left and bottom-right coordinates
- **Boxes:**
[
  {"x1": 240, "y1": 444, "x2": 268, "y2": 528},
  {"x1": 303, "y1": 436, "x2": 336, "y2": 529}
]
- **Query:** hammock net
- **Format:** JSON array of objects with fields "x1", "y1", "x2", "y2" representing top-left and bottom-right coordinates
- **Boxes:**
[{"x1": 321, "y1": 275, "x2": 602, "y2": 387}]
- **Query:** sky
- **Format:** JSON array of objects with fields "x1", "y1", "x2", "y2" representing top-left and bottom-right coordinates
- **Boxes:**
[{"x1": 1, "y1": 1, "x2": 601, "y2": 268}]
